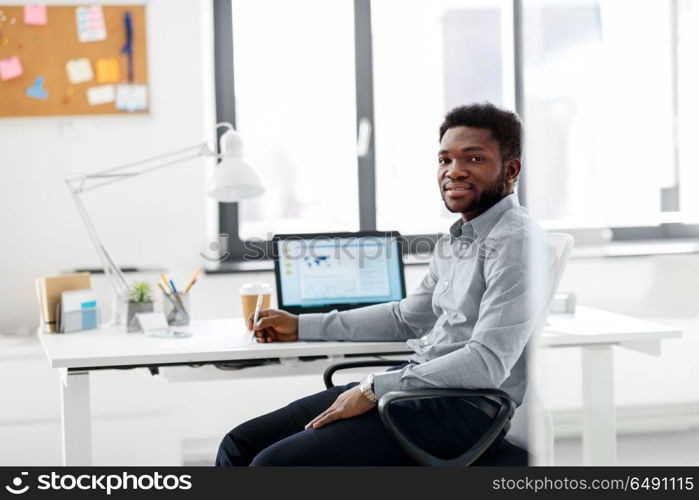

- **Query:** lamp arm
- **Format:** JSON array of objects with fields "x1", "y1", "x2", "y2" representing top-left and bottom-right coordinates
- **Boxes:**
[
  {"x1": 92, "y1": 143, "x2": 210, "y2": 176},
  {"x1": 63, "y1": 142, "x2": 212, "y2": 324},
  {"x1": 71, "y1": 151, "x2": 205, "y2": 193},
  {"x1": 62, "y1": 122, "x2": 236, "y2": 325},
  {"x1": 67, "y1": 185, "x2": 129, "y2": 310}
]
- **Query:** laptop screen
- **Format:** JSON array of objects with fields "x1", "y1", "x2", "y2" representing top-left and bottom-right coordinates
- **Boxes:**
[{"x1": 273, "y1": 232, "x2": 406, "y2": 314}]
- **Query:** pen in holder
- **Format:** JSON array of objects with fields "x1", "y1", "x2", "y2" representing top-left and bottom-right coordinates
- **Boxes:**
[{"x1": 163, "y1": 291, "x2": 190, "y2": 326}]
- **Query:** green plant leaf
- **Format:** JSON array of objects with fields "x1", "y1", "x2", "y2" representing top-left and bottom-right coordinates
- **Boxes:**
[{"x1": 129, "y1": 281, "x2": 153, "y2": 303}]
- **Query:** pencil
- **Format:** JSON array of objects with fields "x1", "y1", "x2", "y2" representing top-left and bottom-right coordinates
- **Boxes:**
[
  {"x1": 161, "y1": 273, "x2": 174, "y2": 293},
  {"x1": 251, "y1": 293, "x2": 263, "y2": 342},
  {"x1": 184, "y1": 269, "x2": 201, "y2": 293}
]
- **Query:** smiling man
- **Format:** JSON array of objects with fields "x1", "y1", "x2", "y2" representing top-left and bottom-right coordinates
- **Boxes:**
[{"x1": 216, "y1": 102, "x2": 557, "y2": 466}]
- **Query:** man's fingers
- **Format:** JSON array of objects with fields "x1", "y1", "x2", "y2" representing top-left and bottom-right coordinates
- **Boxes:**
[
  {"x1": 312, "y1": 411, "x2": 340, "y2": 429},
  {"x1": 263, "y1": 327, "x2": 277, "y2": 343},
  {"x1": 247, "y1": 312, "x2": 255, "y2": 330},
  {"x1": 305, "y1": 406, "x2": 346, "y2": 429},
  {"x1": 253, "y1": 315, "x2": 277, "y2": 331},
  {"x1": 253, "y1": 328, "x2": 276, "y2": 343},
  {"x1": 249, "y1": 309, "x2": 275, "y2": 330},
  {"x1": 305, "y1": 408, "x2": 333, "y2": 429}
]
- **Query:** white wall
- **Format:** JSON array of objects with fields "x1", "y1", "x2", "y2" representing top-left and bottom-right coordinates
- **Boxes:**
[{"x1": 0, "y1": 0, "x2": 216, "y2": 335}]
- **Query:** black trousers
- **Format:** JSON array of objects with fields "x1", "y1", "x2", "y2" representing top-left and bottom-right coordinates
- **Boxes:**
[{"x1": 215, "y1": 374, "x2": 501, "y2": 466}]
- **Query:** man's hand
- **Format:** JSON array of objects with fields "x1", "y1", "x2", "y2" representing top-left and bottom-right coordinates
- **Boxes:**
[
  {"x1": 305, "y1": 386, "x2": 375, "y2": 429},
  {"x1": 248, "y1": 308, "x2": 299, "y2": 343}
]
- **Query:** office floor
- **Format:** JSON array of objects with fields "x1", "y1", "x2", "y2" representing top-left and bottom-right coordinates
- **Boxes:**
[
  {"x1": 554, "y1": 430, "x2": 699, "y2": 466},
  {"x1": 182, "y1": 431, "x2": 699, "y2": 466}
]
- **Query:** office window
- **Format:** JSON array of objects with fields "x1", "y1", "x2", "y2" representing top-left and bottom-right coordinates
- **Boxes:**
[
  {"x1": 215, "y1": 0, "x2": 699, "y2": 264},
  {"x1": 677, "y1": 0, "x2": 699, "y2": 220},
  {"x1": 231, "y1": 0, "x2": 359, "y2": 240},
  {"x1": 372, "y1": 0, "x2": 515, "y2": 234},
  {"x1": 522, "y1": 0, "x2": 678, "y2": 227}
]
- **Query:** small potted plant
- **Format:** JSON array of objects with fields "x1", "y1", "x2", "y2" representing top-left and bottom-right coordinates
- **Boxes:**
[{"x1": 127, "y1": 281, "x2": 154, "y2": 332}]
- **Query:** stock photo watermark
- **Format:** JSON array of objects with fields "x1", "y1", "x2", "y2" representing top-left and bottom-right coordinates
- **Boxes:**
[
  {"x1": 3, "y1": 471, "x2": 192, "y2": 496},
  {"x1": 200, "y1": 233, "x2": 500, "y2": 266}
]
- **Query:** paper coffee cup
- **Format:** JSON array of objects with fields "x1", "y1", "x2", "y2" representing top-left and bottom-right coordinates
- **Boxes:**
[{"x1": 240, "y1": 282, "x2": 272, "y2": 324}]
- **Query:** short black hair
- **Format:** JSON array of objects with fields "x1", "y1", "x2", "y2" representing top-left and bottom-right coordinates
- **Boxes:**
[{"x1": 439, "y1": 103, "x2": 522, "y2": 162}]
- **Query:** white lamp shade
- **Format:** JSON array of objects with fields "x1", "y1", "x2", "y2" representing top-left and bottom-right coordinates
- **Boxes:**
[{"x1": 207, "y1": 156, "x2": 265, "y2": 202}]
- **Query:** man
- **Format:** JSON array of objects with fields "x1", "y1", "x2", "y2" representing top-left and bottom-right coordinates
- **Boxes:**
[{"x1": 216, "y1": 102, "x2": 556, "y2": 466}]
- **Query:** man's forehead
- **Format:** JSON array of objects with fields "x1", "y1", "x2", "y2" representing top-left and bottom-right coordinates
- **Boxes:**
[{"x1": 440, "y1": 126, "x2": 498, "y2": 151}]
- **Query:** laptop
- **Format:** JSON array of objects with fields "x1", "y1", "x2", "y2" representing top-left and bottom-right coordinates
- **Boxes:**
[{"x1": 272, "y1": 231, "x2": 407, "y2": 315}]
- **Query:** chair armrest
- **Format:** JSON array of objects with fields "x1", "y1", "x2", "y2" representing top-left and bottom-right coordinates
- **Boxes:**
[
  {"x1": 323, "y1": 360, "x2": 407, "y2": 389},
  {"x1": 377, "y1": 388, "x2": 515, "y2": 466}
]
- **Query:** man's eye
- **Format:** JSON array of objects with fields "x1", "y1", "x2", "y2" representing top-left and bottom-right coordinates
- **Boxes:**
[
  {"x1": 438, "y1": 157, "x2": 450, "y2": 166},
  {"x1": 470, "y1": 156, "x2": 484, "y2": 163}
]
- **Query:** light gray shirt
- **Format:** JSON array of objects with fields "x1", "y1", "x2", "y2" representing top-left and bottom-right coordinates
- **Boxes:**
[{"x1": 298, "y1": 193, "x2": 556, "y2": 405}]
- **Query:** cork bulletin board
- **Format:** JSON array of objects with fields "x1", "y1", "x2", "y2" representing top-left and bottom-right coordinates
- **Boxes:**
[{"x1": 0, "y1": 5, "x2": 148, "y2": 117}]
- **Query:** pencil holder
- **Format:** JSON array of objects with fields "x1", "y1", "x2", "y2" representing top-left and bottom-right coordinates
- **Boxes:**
[{"x1": 163, "y1": 291, "x2": 190, "y2": 326}]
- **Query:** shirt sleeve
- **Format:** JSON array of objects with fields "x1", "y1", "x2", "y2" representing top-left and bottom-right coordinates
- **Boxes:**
[
  {"x1": 298, "y1": 255, "x2": 440, "y2": 342},
  {"x1": 372, "y1": 227, "x2": 557, "y2": 399}
]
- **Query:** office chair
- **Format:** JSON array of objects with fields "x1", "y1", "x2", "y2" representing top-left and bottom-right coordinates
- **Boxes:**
[{"x1": 323, "y1": 233, "x2": 574, "y2": 466}]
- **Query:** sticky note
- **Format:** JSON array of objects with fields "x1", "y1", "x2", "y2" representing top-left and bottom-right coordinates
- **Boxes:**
[
  {"x1": 26, "y1": 76, "x2": 48, "y2": 100},
  {"x1": 87, "y1": 84, "x2": 115, "y2": 105},
  {"x1": 96, "y1": 58, "x2": 120, "y2": 83},
  {"x1": 75, "y1": 6, "x2": 106, "y2": 43},
  {"x1": 0, "y1": 56, "x2": 22, "y2": 81},
  {"x1": 116, "y1": 84, "x2": 148, "y2": 112},
  {"x1": 24, "y1": 5, "x2": 47, "y2": 26},
  {"x1": 65, "y1": 58, "x2": 93, "y2": 84}
]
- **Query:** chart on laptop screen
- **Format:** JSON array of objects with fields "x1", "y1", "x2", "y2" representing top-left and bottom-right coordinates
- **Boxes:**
[
  {"x1": 298, "y1": 243, "x2": 390, "y2": 300},
  {"x1": 276, "y1": 234, "x2": 405, "y2": 310}
]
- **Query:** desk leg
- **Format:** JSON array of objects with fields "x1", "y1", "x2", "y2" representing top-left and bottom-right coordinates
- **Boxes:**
[
  {"x1": 581, "y1": 346, "x2": 617, "y2": 465},
  {"x1": 60, "y1": 369, "x2": 93, "y2": 466}
]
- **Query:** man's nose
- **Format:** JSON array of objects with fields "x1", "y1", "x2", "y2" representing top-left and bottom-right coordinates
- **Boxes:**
[{"x1": 445, "y1": 160, "x2": 469, "y2": 178}]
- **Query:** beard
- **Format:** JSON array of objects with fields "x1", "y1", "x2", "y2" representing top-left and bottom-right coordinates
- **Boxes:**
[{"x1": 441, "y1": 169, "x2": 509, "y2": 215}]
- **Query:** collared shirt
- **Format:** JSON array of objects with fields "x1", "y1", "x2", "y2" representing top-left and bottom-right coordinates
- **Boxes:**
[{"x1": 298, "y1": 193, "x2": 557, "y2": 405}]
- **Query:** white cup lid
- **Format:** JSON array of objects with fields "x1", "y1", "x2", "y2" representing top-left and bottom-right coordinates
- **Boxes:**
[{"x1": 239, "y1": 282, "x2": 272, "y2": 295}]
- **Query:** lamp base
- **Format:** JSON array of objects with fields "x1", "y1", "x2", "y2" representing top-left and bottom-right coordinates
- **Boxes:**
[{"x1": 104, "y1": 291, "x2": 129, "y2": 328}]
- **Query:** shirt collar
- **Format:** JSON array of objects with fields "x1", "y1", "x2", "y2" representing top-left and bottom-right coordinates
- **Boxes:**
[{"x1": 448, "y1": 192, "x2": 519, "y2": 241}]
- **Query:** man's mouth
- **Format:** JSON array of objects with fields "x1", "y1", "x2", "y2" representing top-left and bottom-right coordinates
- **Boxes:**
[{"x1": 443, "y1": 184, "x2": 474, "y2": 197}]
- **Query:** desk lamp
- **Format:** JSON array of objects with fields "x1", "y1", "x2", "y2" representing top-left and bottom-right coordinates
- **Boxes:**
[{"x1": 64, "y1": 123, "x2": 264, "y2": 325}]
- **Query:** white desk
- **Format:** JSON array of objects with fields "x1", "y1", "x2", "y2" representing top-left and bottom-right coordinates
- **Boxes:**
[
  {"x1": 541, "y1": 306, "x2": 681, "y2": 465},
  {"x1": 39, "y1": 306, "x2": 680, "y2": 466}
]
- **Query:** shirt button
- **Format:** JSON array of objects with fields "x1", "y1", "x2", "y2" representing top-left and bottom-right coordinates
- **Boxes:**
[{"x1": 443, "y1": 281, "x2": 449, "y2": 288}]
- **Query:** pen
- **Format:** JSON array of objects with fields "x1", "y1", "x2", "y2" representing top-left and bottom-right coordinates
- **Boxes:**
[
  {"x1": 158, "y1": 282, "x2": 177, "y2": 321},
  {"x1": 170, "y1": 282, "x2": 189, "y2": 322},
  {"x1": 251, "y1": 293, "x2": 263, "y2": 342},
  {"x1": 158, "y1": 282, "x2": 189, "y2": 323},
  {"x1": 184, "y1": 269, "x2": 201, "y2": 293}
]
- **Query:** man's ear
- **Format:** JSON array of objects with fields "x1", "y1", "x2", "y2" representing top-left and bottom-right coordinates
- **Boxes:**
[{"x1": 505, "y1": 158, "x2": 521, "y2": 183}]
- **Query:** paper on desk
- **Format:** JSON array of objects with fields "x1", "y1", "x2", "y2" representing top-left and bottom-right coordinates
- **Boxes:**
[{"x1": 169, "y1": 330, "x2": 252, "y2": 352}]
